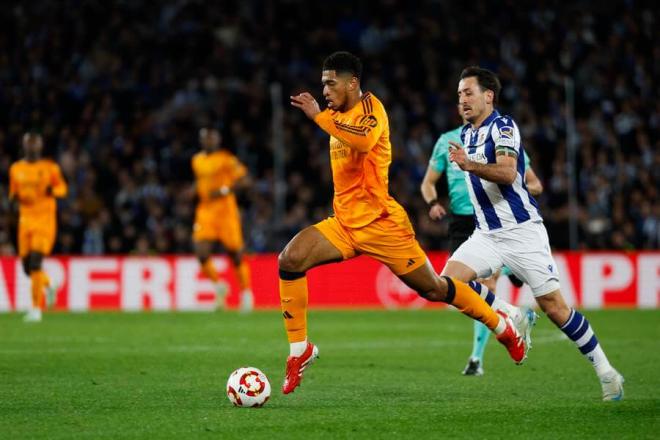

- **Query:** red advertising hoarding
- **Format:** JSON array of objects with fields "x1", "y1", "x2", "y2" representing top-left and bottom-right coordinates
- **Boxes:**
[{"x1": 0, "y1": 252, "x2": 658, "y2": 311}]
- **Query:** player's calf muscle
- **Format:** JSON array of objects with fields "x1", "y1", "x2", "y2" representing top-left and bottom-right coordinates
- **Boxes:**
[
  {"x1": 417, "y1": 286, "x2": 448, "y2": 302},
  {"x1": 536, "y1": 291, "x2": 570, "y2": 324},
  {"x1": 420, "y1": 277, "x2": 450, "y2": 302},
  {"x1": 399, "y1": 265, "x2": 448, "y2": 302}
]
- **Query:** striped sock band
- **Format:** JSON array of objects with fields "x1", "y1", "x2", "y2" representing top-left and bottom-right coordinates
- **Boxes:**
[
  {"x1": 560, "y1": 309, "x2": 612, "y2": 376},
  {"x1": 560, "y1": 309, "x2": 598, "y2": 354},
  {"x1": 468, "y1": 281, "x2": 495, "y2": 306}
]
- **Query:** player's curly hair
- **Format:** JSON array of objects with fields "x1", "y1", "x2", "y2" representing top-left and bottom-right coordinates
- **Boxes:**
[
  {"x1": 323, "y1": 51, "x2": 363, "y2": 80},
  {"x1": 460, "y1": 66, "x2": 501, "y2": 103}
]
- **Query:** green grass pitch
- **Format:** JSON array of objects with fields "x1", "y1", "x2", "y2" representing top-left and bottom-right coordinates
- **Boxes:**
[{"x1": 1, "y1": 310, "x2": 658, "y2": 439}]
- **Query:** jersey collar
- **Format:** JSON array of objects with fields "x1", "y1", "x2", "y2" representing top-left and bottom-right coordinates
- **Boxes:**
[
  {"x1": 472, "y1": 109, "x2": 500, "y2": 130},
  {"x1": 467, "y1": 109, "x2": 500, "y2": 145}
]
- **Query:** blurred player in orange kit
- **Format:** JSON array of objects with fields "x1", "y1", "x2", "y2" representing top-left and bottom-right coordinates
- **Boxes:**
[
  {"x1": 279, "y1": 51, "x2": 531, "y2": 395},
  {"x1": 192, "y1": 127, "x2": 254, "y2": 312},
  {"x1": 9, "y1": 132, "x2": 68, "y2": 322}
]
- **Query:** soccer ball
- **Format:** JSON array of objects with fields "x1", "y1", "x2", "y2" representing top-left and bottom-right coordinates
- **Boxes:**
[{"x1": 226, "y1": 367, "x2": 271, "y2": 408}]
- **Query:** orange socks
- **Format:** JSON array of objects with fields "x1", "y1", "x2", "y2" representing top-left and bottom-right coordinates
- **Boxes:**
[
  {"x1": 237, "y1": 261, "x2": 251, "y2": 291},
  {"x1": 41, "y1": 271, "x2": 51, "y2": 289},
  {"x1": 203, "y1": 258, "x2": 252, "y2": 290},
  {"x1": 279, "y1": 272, "x2": 308, "y2": 343},
  {"x1": 30, "y1": 271, "x2": 46, "y2": 309},
  {"x1": 445, "y1": 277, "x2": 503, "y2": 332},
  {"x1": 201, "y1": 259, "x2": 219, "y2": 283}
]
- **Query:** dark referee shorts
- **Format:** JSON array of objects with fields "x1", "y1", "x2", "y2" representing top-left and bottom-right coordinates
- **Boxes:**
[{"x1": 448, "y1": 214, "x2": 475, "y2": 255}]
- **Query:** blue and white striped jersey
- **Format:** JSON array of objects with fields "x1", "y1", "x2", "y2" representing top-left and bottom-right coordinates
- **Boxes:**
[{"x1": 460, "y1": 110, "x2": 541, "y2": 232}]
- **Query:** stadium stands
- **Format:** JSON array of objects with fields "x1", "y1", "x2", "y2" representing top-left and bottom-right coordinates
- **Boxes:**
[{"x1": 0, "y1": 0, "x2": 657, "y2": 254}]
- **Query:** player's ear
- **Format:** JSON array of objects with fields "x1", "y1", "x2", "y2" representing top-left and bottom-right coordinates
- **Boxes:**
[
  {"x1": 485, "y1": 90, "x2": 494, "y2": 105},
  {"x1": 348, "y1": 76, "x2": 358, "y2": 91}
]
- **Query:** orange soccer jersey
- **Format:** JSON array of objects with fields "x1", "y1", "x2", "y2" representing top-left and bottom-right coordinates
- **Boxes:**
[
  {"x1": 9, "y1": 159, "x2": 67, "y2": 256},
  {"x1": 192, "y1": 149, "x2": 247, "y2": 250},
  {"x1": 312, "y1": 92, "x2": 426, "y2": 275}
]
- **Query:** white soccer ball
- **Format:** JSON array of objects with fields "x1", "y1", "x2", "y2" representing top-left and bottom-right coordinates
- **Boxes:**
[{"x1": 226, "y1": 367, "x2": 271, "y2": 408}]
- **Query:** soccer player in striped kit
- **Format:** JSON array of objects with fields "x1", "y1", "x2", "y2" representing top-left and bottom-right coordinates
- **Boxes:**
[
  {"x1": 442, "y1": 66, "x2": 624, "y2": 400},
  {"x1": 422, "y1": 104, "x2": 544, "y2": 376}
]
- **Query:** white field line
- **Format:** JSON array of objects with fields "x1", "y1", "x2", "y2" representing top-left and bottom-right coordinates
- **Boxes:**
[{"x1": 0, "y1": 334, "x2": 570, "y2": 355}]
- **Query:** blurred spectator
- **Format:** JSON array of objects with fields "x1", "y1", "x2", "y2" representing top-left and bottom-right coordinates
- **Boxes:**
[{"x1": 0, "y1": 0, "x2": 657, "y2": 253}]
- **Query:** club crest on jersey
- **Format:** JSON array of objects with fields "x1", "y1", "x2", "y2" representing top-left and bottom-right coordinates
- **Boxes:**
[{"x1": 477, "y1": 130, "x2": 487, "y2": 145}]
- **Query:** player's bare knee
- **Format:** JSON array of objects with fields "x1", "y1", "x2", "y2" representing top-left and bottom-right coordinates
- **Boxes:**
[
  {"x1": 28, "y1": 252, "x2": 43, "y2": 273},
  {"x1": 278, "y1": 247, "x2": 306, "y2": 273},
  {"x1": 228, "y1": 251, "x2": 242, "y2": 267},
  {"x1": 480, "y1": 276, "x2": 497, "y2": 292},
  {"x1": 21, "y1": 258, "x2": 30, "y2": 276},
  {"x1": 440, "y1": 261, "x2": 469, "y2": 279}
]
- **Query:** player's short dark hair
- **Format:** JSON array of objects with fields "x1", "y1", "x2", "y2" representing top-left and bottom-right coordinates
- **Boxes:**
[
  {"x1": 322, "y1": 51, "x2": 362, "y2": 80},
  {"x1": 460, "y1": 66, "x2": 501, "y2": 103}
]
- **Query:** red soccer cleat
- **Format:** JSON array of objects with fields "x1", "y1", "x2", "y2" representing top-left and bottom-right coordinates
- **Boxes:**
[
  {"x1": 282, "y1": 342, "x2": 319, "y2": 394},
  {"x1": 495, "y1": 311, "x2": 528, "y2": 365}
]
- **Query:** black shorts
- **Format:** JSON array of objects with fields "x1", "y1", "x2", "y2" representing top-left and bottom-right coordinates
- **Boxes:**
[{"x1": 448, "y1": 214, "x2": 475, "y2": 255}]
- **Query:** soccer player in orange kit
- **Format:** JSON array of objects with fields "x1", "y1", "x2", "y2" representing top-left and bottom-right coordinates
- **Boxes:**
[
  {"x1": 192, "y1": 127, "x2": 254, "y2": 312},
  {"x1": 279, "y1": 52, "x2": 530, "y2": 394},
  {"x1": 9, "y1": 132, "x2": 67, "y2": 322}
]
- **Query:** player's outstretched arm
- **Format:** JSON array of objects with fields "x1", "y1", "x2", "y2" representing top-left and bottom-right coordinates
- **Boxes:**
[
  {"x1": 448, "y1": 141, "x2": 517, "y2": 184},
  {"x1": 291, "y1": 92, "x2": 383, "y2": 153},
  {"x1": 314, "y1": 110, "x2": 383, "y2": 153}
]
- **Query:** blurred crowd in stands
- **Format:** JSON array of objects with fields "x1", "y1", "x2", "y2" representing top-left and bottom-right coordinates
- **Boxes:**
[{"x1": 0, "y1": 0, "x2": 657, "y2": 255}]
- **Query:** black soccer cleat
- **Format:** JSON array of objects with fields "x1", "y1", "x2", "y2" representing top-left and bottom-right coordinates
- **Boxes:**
[{"x1": 461, "y1": 358, "x2": 484, "y2": 376}]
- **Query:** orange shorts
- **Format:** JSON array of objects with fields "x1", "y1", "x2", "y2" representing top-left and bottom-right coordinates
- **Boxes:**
[
  {"x1": 18, "y1": 218, "x2": 56, "y2": 257},
  {"x1": 193, "y1": 209, "x2": 244, "y2": 252},
  {"x1": 313, "y1": 213, "x2": 427, "y2": 275}
]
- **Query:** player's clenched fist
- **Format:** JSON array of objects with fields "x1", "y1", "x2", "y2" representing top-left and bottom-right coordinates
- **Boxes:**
[{"x1": 291, "y1": 92, "x2": 321, "y2": 119}]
